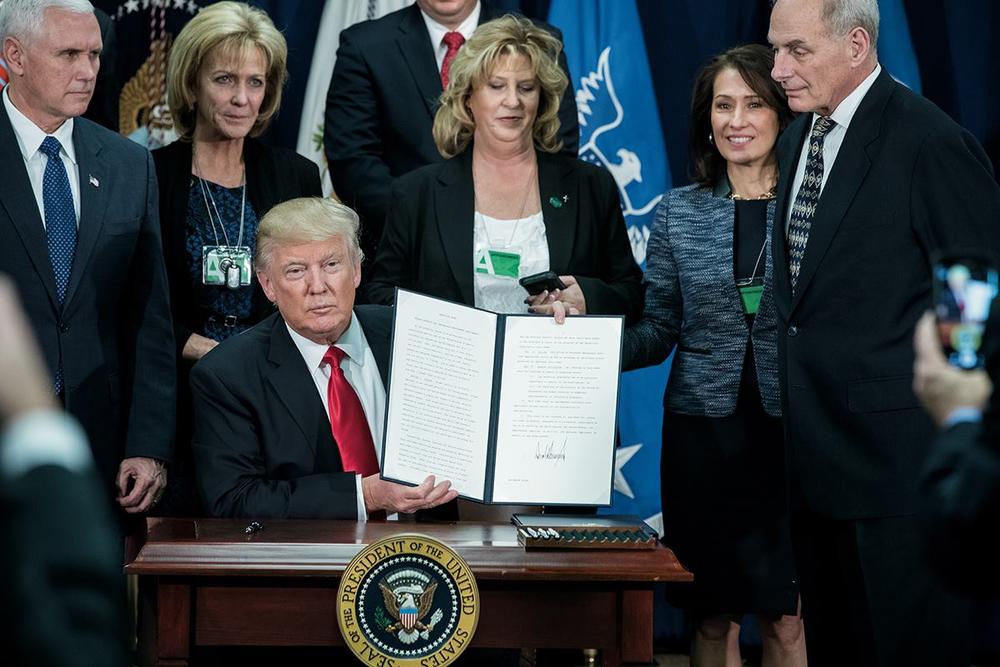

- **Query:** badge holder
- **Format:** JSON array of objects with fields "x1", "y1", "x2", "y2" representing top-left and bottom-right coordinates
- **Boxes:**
[
  {"x1": 196, "y1": 168, "x2": 250, "y2": 290},
  {"x1": 737, "y1": 277, "x2": 764, "y2": 315},
  {"x1": 737, "y1": 238, "x2": 768, "y2": 315},
  {"x1": 475, "y1": 247, "x2": 522, "y2": 280},
  {"x1": 202, "y1": 245, "x2": 252, "y2": 288}
]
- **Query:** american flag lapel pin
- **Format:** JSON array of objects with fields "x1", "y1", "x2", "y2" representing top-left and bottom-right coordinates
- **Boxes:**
[{"x1": 89, "y1": 175, "x2": 99, "y2": 188}]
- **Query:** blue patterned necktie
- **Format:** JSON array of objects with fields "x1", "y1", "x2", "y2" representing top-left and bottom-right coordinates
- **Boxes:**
[
  {"x1": 40, "y1": 136, "x2": 77, "y2": 302},
  {"x1": 39, "y1": 136, "x2": 77, "y2": 395},
  {"x1": 787, "y1": 115, "x2": 835, "y2": 292}
]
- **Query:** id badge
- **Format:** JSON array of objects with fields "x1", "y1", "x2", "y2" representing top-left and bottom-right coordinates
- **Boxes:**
[
  {"x1": 474, "y1": 248, "x2": 521, "y2": 279},
  {"x1": 202, "y1": 245, "x2": 253, "y2": 287},
  {"x1": 738, "y1": 278, "x2": 764, "y2": 315}
]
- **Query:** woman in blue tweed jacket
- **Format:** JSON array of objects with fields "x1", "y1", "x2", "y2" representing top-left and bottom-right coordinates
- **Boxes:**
[{"x1": 624, "y1": 45, "x2": 805, "y2": 666}]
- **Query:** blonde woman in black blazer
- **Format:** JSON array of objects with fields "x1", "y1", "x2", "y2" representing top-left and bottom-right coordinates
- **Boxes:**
[
  {"x1": 153, "y1": 2, "x2": 320, "y2": 514},
  {"x1": 366, "y1": 15, "x2": 641, "y2": 323}
]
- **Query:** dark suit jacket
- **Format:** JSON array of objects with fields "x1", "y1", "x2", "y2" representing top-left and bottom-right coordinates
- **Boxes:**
[
  {"x1": 191, "y1": 307, "x2": 392, "y2": 519},
  {"x1": 921, "y1": 296, "x2": 1000, "y2": 593},
  {"x1": 366, "y1": 148, "x2": 643, "y2": 322},
  {"x1": 772, "y1": 69, "x2": 1000, "y2": 518},
  {"x1": 0, "y1": 464, "x2": 126, "y2": 666},
  {"x1": 153, "y1": 137, "x2": 322, "y2": 362},
  {"x1": 323, "y1": 2, "x2": 580, "y2": 269},
  {"x1": 0, "y1": 104, "x2": 175, "y2": 489}
]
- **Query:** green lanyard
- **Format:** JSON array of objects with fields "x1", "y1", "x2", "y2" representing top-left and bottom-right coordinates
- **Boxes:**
[{"x1": 736, "y1": 238, "x2": 767, "y2": 316}]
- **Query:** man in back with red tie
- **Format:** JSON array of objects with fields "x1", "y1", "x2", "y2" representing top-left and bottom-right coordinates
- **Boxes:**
[
  {"x1": 190, "y1": 197, "x2": 458, "y2": 519},
  {"x1": 323, "y1": 0, "x2": 579, "y2": 286}
]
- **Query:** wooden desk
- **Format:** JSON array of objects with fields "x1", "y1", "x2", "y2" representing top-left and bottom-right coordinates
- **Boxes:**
[{"x1": 127, "y1": 518, "x2": 691, "y2": 666}]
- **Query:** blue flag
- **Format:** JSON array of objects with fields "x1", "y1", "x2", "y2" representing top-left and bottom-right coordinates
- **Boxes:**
[
  {"x1": 878, "y1": 0, "x2": 921, "y2": 93},
  {"x1": 548, "y1": 0, "x2": 671, "y2": 534}
]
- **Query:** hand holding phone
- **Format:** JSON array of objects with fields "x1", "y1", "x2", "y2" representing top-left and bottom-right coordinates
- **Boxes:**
[{"x1": 519, "y1": 270, "x2": 567, "y2": 296}]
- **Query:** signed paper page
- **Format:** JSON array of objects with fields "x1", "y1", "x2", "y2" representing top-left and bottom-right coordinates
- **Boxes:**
[
  {"x1": 381, "y1": 291, "x2": 496, "y2": 501},
  {"x1": 490, "y1": 316, "x2": 622, "y2": 505}
]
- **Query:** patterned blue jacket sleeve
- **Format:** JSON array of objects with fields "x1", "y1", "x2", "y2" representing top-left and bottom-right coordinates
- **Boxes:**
[{"x1": 623, "y1": 192, "x2": 680, "y2": 370}]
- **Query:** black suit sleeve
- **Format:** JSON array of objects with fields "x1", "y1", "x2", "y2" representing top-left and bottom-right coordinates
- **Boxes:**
[
  {"x1": 572, "y1": 168, "x2": 643, "y2": 322},
  {"x1": 324, "y1": 28, "x2": 395, "y2": 245},
  {"x1": 911, "y1": 124, "x2": 1000, "y2": 254},
  {"x1": 0, "y1": 466, "x2": 126, "y2": 666},
  {"x1": 921, "y1": 420, "x2": 1000, "y2": 594},
  {"x1": 190, "y1": 362, "x2": 360, "y2": 520},
  {"x1": 922, "y1": 299, "x2": 1000, "y2": 593},
  {"x1": 299, "y1": 156, "x2": 324, "y2": 199},
  {"x1": 82, "y1": 8, "x2": 120, "y2": 132},
  {"x1": 123, "y1": 150, "x2": 176, "y2": 463},
  {"x1": 152, "y1": 145, "x2": 198, "y2": 365},
  {"x1": 365, "y1": 175, "x2": 421, "y2": 306},
  {"x1": 550, "y1": 25, "x2": 579, "y2": 155}
]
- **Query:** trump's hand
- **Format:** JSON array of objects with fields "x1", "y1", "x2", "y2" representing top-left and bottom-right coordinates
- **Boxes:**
[
  {"x1": 116, "y1": 456, "x2": 168, "y2": 513},
  {"x1": 913, "y1": 311, "x2": 992, "y2": 427},
  {"x1": 362, "y1": 474, "x2": 458, "y2": 514}
]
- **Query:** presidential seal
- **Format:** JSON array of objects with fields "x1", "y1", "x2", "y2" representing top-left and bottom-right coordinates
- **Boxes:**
[{"x1": 337, "y1": 534, "x2": 479, "y2": 666}]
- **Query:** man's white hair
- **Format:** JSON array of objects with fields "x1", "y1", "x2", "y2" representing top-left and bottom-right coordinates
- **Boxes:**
[
  {"x1": 822, "y1": 0, "x2": 880, "y2": 52},
  {"x1": 0, "y1": 0, "x2": 95, "y2": 45}
]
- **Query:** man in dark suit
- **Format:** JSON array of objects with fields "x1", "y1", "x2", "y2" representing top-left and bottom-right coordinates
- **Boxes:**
[
  {"x1": 191, "y1": 197, "x2": 458, "y2": 519},
  {"x1": 0, "y1": 275, "x2": 127, "y2": 667},
  {"x1": 768, "y1": 0, "x2": 1000, "y2": 663},
  {"x1": 0, "y1": 0, "x2": 174, "y2": 515},
  {"x1": 323, "y1": 0, "x2": 580, "y2": 278}
]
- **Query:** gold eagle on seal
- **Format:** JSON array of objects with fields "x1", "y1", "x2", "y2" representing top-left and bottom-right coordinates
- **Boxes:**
[{"x1": 379, "y1": 580, "x2": 441, "y2": 644}]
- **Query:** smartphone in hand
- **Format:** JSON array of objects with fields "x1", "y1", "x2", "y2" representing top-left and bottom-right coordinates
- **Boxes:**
[
  {"x1": 933, "y1": 252, "x2": 998, "y2": 369},
  {"x1": 519, "y1": 270, "x2": 567, "y2": 296}
]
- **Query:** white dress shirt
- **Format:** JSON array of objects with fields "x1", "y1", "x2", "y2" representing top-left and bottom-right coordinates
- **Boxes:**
[
  {"x1": 286, "y1": 313, "x2": 386, "y2": 521},
  {"x1": 785, "y1": 64, "x2": 882, "y2": 232},
  {"x1": 473, "y1": 210, "x2": 550, "y2": 313},
  {"x1": 421, "y1": 1, "x2": 481, "y2": 72},
  {"x1": 3, "y1": 86, "x2": 82, "y2": 227}
]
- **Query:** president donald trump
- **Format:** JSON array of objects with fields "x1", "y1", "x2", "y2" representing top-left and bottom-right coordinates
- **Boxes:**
[{"x1": 191, "y1": 197, "x2": 457, "y2": 519}]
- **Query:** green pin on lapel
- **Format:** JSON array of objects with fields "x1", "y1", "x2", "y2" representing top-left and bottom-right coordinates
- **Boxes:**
[{"x1": 549, "y1": 195, "x2": 567, "y2": 208}]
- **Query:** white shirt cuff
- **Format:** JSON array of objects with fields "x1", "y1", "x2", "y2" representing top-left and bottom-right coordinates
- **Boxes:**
[
  {"x1": 356, "y1": 473, "x2": 367, "y2": 521},
  {"x1": 943, "y1": 406, "x2": 983, "y2": 428},
  {"x1": 1, "y1": 409, "x2": 92, "y2": 478}
]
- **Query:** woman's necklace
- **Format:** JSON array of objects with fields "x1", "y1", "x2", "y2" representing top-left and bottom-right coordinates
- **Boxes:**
[
  {"x1": 194, "y1": 144, "x2": 247, "y2": 290},
  {"x1": 729, "y1": 187, "x2": 776, "y2": 201},
  {"x1": 474, "y1": 160, "x2": 537, "y2": 249}
]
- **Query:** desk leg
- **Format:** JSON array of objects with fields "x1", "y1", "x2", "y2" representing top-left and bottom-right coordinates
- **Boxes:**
[
  {"x1": 620, "y1": 588, "x2": 653, "y2": 665},
  {"x1": 138, "y1": 578, "x2": 192, "y2": 667}
]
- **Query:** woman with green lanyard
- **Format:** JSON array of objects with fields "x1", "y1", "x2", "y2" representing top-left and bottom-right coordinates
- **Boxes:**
[
  {"x1": 365, "y1": 15, "x2": 642, "y2": 324},
  {"x1": 622, "y1": 45, "x2": 806, "y2": 666}
]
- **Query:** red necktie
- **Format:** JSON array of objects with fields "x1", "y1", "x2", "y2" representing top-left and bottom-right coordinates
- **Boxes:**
[
  {"x1": 440, "y1": 31, "x2": 465, "y2": 89},
  {"x1": 322, "y1": 346, "x2": 379, "y2": 477}
]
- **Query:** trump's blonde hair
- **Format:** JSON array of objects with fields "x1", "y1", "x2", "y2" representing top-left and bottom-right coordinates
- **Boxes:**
[{"x1": 255, "y1": 198, "x2": 363, "y2": 270}]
